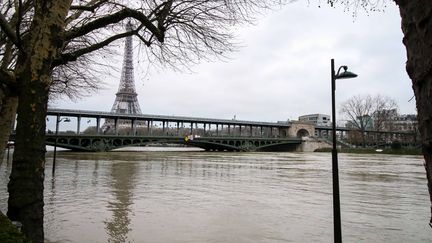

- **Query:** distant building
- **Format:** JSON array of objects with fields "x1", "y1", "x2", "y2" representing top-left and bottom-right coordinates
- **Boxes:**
[
  {"x1": 389, "y1": 114, "x2": 417, "y2": 132},
  {"x1": 298, "y1": 114, "x2": 331, "y2": 126}
]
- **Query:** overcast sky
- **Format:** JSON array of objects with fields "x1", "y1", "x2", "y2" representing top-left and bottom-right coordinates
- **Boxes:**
[{"x1": 52, "y1": 1, "x2": 416, "y2": 124}]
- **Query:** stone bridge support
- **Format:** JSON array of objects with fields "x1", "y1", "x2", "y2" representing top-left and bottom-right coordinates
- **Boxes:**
[
  {"x1": 296, "y1": 137, "x2": 332, "y2": 152},
  {"x1": 282, "y1": 121, "x2": 315, "y2": 138}
]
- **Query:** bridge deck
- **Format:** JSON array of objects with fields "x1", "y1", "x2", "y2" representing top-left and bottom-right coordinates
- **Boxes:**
[{"x1": 47, "y1": 108, "x2": 290, "y2": 127}]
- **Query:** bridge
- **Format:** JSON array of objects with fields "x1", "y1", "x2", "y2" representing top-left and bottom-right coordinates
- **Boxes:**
[
  {"x1": 41, "y1": 109, "x2": 310, "y2": 152},
  {"x1": 9, "y1": 109, "x2": 416, "y2": 152}
]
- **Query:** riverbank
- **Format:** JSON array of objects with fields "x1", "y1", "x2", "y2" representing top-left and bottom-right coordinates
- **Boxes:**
[{"x1": 314, "y1": 147, "x2": 422, "y2": 155}]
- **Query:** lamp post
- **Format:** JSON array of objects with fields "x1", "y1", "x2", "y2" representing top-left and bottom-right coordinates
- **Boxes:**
[
  {"x1": 52, "y1": 116, "x2": 71, "y2": 175},
  {"x1": 330, "y1": 58, "x2": 357, "y2": 243}
]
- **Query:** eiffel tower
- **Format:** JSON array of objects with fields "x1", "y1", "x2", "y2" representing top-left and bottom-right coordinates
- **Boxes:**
[
  {"x1": 110, "y1": 22, "x2": 142, "y2": 114},
  {"x1": 103, "y1": 22, "x2": 143, "y2": 134}
]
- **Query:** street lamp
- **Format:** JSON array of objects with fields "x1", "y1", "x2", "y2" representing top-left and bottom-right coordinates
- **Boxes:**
[
  {"x1": 52, "y1": 117, "x2": 71, "y2": 175},
  {"x1": 331, "y1": 58, "x2": 357, "y2": 243}
]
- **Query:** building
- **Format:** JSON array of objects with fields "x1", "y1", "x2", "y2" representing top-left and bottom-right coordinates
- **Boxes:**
[
  {"x1": 389, "y1": 114, "x2": 417, "y2": 132},
  {"x1": 298, "y1": 114, "x2": 331, "y2": 126}
]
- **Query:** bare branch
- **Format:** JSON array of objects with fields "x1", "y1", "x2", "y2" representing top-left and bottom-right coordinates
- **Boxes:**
[
  {"x1": 54, "y1": 29, "x2": 135, "y2": 66},
  {"x1": 0, "y1": 68, "x2": 16, "y2": 87},
  {"x1": 64, "y1": 8, "x2": 163, "y2": 42},
  {"x1": 70, "y1": 0, "x2": 109, "y2": 12},
  {"x1": 0, "y1": 12, "x2": 19, "y2": 46}
]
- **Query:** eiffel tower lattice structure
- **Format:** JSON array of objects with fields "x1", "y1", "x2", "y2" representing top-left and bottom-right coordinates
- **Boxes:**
[
  {"x1": 111, "y1": 22, "x2": 142, "y2": 114},
  {"x1": 103, "y1": 22, "x2": 144, "y2": 134}
]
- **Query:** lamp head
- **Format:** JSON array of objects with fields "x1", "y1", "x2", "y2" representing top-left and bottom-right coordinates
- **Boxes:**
[{"x1": 335, "y1": 66, "x2": 357, "y2": 80}]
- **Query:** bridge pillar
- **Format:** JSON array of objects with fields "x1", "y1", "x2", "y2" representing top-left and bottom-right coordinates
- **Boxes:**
[
  {"x1": 113, "y1": 118, "x2": 117, "y2": 135},
  {"x1": 77, "y1": 116, "x2": 81, "y2": 134},
  {"x1": 132, "y1": 119, "x2": 136, "y2": 136},
  {"x1": 177, "y1": 122, "x2": 180, "y2": 135},
  {"x1": 96, "y1": 117, "x2": 100, "y2": 134},
  {"x1": 150, "y1": 121, "x2": 153, "y2": 135},
  {"x1": 228, "y1": 125, "x2": 231, "y2": 135}
]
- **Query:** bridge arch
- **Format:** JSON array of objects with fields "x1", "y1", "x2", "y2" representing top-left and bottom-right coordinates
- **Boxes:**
[
  {"x1": 296, "y1": 129, "x2": 310, "y2": 138},
  {"x1": 286, "y1": 121, "x2": 315, "y2": 138}
]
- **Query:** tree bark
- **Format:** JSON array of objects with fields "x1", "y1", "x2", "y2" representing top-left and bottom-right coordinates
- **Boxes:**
[
  {"x1": 7, "y1": 68, "x2": 48, "y2": 243},
  {"x1": 7, "y1": 1, "x2": 72, "y2": 242},
  {"x1": 396, "y1": 0, "x2": 432, "y2": 225}
]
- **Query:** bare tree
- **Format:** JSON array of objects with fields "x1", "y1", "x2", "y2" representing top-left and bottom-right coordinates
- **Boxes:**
[
  {"x1": 371, "y1": 95, "x2": 398, "y2": 132},
  {"x1": 340, "y1": 94, "x2": 398, "y2": 147},
  {"x1": 0, "y1": 1, "x2": 286, "y2": 241}
]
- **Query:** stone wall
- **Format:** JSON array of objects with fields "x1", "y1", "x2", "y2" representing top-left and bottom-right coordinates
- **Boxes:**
[
  {"x1": 285, "y1": 121, "x2": 315, "y2": 138},
  {"x1": 296, "y1": 137, "x2": 331, "y2": 152}
]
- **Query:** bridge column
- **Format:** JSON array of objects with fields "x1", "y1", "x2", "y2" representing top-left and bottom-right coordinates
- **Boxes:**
[
  {"x1": 131, "y1": 119, "x2": 135, "y2": 136},
  {"x1": 177, "y1": 122, "x2": 180, "y2": 136},
  {"x1": 260, "y1": 126, "x2": 263, "y2": 137},
  {"x1": 239, "y1": 125, "x2": 242, "y2": 137},
  {"x1": 77, "y1": 116, "x2": 81, "y2": 134},
  {"x1": 115, "y1": 118, "x2": 119, "y2": 135},
  {"x1": 216, "y1": 124, "x2": 219, "y2": 136},
  {"x1": 148, "y1": 120, "x2": 153, "y2": 135},
  {"x1": 190, "y1": 122, "x2": 193, "y2": 134},
  {"x1": 228, "y1": 125, "x2": 231, "y2": 135},
  {"x1": 96, "y1": 117, "x2": 100, "y2": 134},
  {"x1": 162, "y1": 121, "x2": 165, "y2": 134},
  {"x1": 250, "y1": 125, "x2": 253, "y2": 137}
]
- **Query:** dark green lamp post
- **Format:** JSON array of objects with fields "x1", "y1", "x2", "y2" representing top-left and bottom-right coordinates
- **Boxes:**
[{"x1": 331, "y1": 58, "x2": 357, "y2": 243}]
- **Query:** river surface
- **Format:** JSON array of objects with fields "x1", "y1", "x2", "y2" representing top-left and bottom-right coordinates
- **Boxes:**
[{"x1": 0, "y1": 150, "x2": 430, "y2": 242}]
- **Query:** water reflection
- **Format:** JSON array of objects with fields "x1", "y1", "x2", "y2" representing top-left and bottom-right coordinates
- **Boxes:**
[{"x1": 104, "y1": 161, "x2": 138, "y2": 243}]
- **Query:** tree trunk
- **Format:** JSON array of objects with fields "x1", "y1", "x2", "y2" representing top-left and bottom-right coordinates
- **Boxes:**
[
  {"x1": 396, "y1": 0, "x2": 432, "y2": 225},
  {"x1": 7, "y1": 70, "x2": 48, "y2": 242},
  {"x1": 361, "y1": 130, "x2": 366, "y2": 148},
  {"x1": 6, "y1": 1, "x2": 72, "y2": 242},
  {"x1": 0, "y1": 88, "x2": 18, "y2": 160}
]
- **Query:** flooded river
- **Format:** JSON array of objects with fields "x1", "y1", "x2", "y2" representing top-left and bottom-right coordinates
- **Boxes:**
[{"x1": 0, "y1": 150, "x2": 430, "y2": 242}]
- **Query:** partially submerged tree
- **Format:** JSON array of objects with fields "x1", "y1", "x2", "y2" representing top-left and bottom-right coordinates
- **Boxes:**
[{"x1": 0, "y1": 0, "x2": 285, "y2": 242}]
